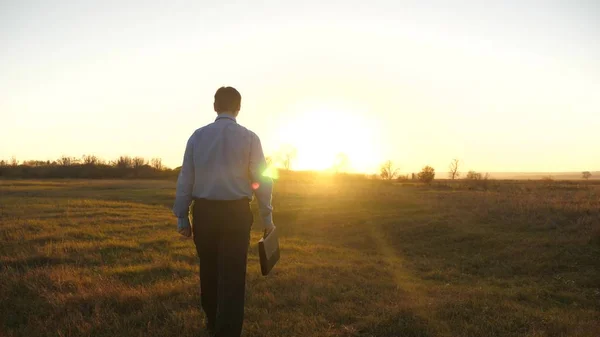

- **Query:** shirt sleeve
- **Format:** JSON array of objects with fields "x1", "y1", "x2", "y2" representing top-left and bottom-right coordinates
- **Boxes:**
[
  {"x1": 173, "y1": 134, "x2": 195, "y2": 218},
  {"x1": 249, "y1": 133, "x2": 273, "y2": 228}
]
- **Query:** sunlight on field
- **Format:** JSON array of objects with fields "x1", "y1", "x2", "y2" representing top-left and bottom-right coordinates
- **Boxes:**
[{"x1": 1, "y1": 178, "x2": 599, "y2": 337}]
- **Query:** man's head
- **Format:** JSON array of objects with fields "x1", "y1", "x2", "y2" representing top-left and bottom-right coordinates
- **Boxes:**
[{"x1": 214, "y1": 86, "x2": 241, "y2": 116}]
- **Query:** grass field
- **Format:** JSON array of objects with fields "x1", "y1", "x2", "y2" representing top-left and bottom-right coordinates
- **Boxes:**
[{"x1": 1, "y1": 177, "x2": 599, "y2": 337}]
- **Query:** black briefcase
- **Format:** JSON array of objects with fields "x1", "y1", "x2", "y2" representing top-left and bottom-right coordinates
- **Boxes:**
[{"x1": 258, "y1": 227, "x2": 280, "y2": 276}]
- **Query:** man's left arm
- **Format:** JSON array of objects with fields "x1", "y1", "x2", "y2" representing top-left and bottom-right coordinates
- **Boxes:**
[{"x1": 173, "y1": 135, "x2": 195, "y2": 235}]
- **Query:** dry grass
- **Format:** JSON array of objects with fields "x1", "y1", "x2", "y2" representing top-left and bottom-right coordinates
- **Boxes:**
[{"x1": 1, "y1": 178, "x2": 599, "y2": 337}]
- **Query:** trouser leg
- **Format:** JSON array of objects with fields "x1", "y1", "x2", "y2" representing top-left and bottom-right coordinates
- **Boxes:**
[
  {"x1": 214, "y1": 202, "x2": 252, "y2": 337},
  {"x1": 193, "y1": 203, "x2": 219, "y2": 330}
]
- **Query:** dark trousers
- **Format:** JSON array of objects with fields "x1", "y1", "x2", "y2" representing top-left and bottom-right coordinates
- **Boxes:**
[{"x1": 192, "y1": 198, "x2": 253, "y2": 337}]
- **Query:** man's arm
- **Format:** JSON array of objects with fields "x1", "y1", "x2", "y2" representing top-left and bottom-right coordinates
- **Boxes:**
[
  {"x1": 249, "y1": 133, "x2": 274, "y2": 230},
  {"x1": 173, "y1": 135, "x2": 195, "y2": 221}
]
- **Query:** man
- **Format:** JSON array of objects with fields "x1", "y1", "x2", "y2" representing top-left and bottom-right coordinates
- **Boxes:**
[{"x1": 173, "y1": 86, "x2": 274, "y2": 337}]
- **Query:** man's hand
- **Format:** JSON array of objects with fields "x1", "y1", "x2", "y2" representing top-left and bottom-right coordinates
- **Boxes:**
[
  {"x1": 177, "y1": 217, "x2": 192, "y2": 237},
  {"x1": 263, "y1": 224, "x2": 275, "y2": 238}
]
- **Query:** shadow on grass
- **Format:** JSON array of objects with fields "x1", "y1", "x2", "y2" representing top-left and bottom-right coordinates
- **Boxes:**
[
  {"x1": 0, "y1": 280, "x2": 55, "y2": 329},
  {"x1": 139, "y1": 238, "x2": 171, "y2": 251},
  {"x1": 112, "y1": 265, "x2": 195, "y2": 286},
  {"x1": 2, "y1": 255, "x2": 101, "y2": 270},
  {"x1": 171, "y1": 253, "x2": 199, "y2": 266},
  {"x1": 58, "y1": 286, "x2": 203, "y2": 335},
  {"x1": 98, "y1": 245, "x2": 148, "y2": 265},
  {"x1": 435, "y1": 296, "x2": 555, "y2": 337},
  {"x1": 0, "y1": 274, "x2": 204, "y2": 335}
]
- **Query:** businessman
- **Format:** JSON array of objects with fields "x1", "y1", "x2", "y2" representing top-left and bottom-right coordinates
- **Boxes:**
[{"x1": 173, "y1": 87, "x2": 274, "y2": 337}]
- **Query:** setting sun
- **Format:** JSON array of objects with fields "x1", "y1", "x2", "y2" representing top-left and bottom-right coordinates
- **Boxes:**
[{"x1": 272, "y1": 104, "x2": 382, "y2": 172}]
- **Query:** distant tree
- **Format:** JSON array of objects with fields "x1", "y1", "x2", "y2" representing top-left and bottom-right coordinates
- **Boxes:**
[
  {"x1": 280, "y1": 146, "x2": 297, "y2": 171},
  {"x1": 114, "y1": 156, "x2": 133, "y2": 169},
  {"x1": 466, "y1": 170, "x2": 481, "y2": 180},
  {"x1": 132, "y1": 157, "x2": 147, "y2": 169},
  {"x1": 57, "y1": 155, "x2": 79, "y2": 166},
  {"x1": 582, "y1": 171, "x2": 592, "y2": 180},
  {"x1": 150, "y1": 158, "x2": 164, "y2": 170},
  {"x1": 82, "y1": 154, "x2": 101, "y2": 165},
  {"x1": 448, "y1": 159, "x2": 460, "y2": 180},
  {"x1": 10, "y1": 156, "x2": 18, "y2": 167},
  {"x1": 23, "y1": 160, "x2": 48, "y2": 167},
  {"x1": 379, "y1": 160, "x2": 400, "y2": 180},
  {"x1": 332, "y1": 153, "x2": 350, "y2": 173},
  {"x1": 0, "y1": 160, "x2": 6, "y2": 167},
  {"x1": 396, "y1": 174, "x2": 409, "y2": 181},
  {"x1": 418, "y1": 165, "x2": 435, "y2": 183}
]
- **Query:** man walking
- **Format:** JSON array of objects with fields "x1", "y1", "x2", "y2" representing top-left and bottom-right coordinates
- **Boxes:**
[{"x1": 173, "y1": 87, "x2": 274, "y2": 337}]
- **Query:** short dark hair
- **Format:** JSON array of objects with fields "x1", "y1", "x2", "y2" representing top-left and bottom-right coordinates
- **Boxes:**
[{"x1": 214, "y1": 86, "x2": 241, "y2": 113}]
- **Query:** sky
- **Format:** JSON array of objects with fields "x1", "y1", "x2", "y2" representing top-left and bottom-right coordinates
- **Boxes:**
[{"x1": 1, "y1": 0, "x2": 599, "y2": 173}]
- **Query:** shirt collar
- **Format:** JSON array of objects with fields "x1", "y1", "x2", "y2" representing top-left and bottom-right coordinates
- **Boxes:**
[{"x1": 215, "y1": 113, "x2": 237, "y2": 123}]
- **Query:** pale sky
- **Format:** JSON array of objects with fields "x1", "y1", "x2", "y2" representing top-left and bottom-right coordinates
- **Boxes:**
[{"x1": 1, "y1": 0, "x2": 599, "y2": 173}]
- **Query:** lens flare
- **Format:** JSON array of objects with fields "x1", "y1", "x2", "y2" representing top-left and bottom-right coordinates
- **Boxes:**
[{"x1": 262, "y1": 165, "x2": 279, "y2": 179}]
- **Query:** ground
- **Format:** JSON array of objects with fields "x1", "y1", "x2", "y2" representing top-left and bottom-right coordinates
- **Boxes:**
[{"x1": 1, "y1": 177, "x2": 599, "y2": 337}]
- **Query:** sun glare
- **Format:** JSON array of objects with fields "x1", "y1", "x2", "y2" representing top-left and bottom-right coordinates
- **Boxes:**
[{"x1": 273, "y1": 106, "x2": 380, "y2": 172}]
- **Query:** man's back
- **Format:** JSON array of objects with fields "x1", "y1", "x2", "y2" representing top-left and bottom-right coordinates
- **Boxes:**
[
  {"x1": 190, "y1": 114, "x2": 255, "y2": 200},
  {"x1": 173, "y1": 112, "x2": 273, "y2": 227}
]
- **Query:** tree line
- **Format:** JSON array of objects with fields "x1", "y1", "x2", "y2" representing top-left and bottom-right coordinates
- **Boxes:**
[
  {"x1": 379, "y1": 159, "x2": 491, "y2": 183},
  {"x1": 0, "y1": 155, "x2": 178, "y2": 179},
  {"x1": 379, "y1": 158, "x2": 595, "y2": 183}
]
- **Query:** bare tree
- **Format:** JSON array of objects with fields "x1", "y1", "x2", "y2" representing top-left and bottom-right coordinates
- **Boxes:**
[
  {"x1": 10, "y1": 156, "x2": 19, "y2": 167},
  {"x1": 380, "y1": 160, "x2": 400, "y2": 180},
  {"x1": 23, "y1": 160, "x2": 48, "y2": 166},
  {"x1": 150, "y1": 158, "x2": 164, "y2": 170},
  {"x1": 582, "y1": 171, "x2": 592, "y2": 180},
  {"x1": 132, "y1": 157, "x2": 147, "y2": 169},
  {"x1": 280, "y1": 146, "x2": 297, "y2": 171},
  {"x1": 114, "y1": 156, "x2": 133, "y2": 169},
  {"x1": 57, "y1": 155, "x2": 79, "y2": 166},
  {"x1": 82, "y1": 154, "x2": 101, "y2": 165},
  {"x1": 448, "y1": 159, "x2": 460, "y2": 180},
  {"x1": 332, "y1": 153, "x2": 350, "y2": 173}
]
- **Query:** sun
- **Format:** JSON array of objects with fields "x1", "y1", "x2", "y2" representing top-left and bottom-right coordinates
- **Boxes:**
[{"x1": 273, "y1": 106, "x2": 381, "y2": 172}]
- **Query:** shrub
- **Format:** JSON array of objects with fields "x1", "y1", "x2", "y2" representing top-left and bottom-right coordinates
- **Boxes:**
[
  {"x1": 541, "y1": 175, "x2": 554, "y2": 182},
  {"x1": 466, "y1": 171, "x2": 481, "y2": 180},
  {"x1": 418, "y1": 166, "x2": 435, "y2": 183},
  {"x1": 396, "y1": 174, "x2": 409, "y2": 182},
  {"x1": 465, "y1": 171, "x2": 491, "y2": 190}
]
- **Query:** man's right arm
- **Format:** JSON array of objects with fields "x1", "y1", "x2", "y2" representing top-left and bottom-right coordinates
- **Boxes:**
[
  {"x1": 249, "y1": 132, "x2": 274, "y2": 230},
  {"x1": 173, "y1": 134, "x2": 195, "y2": 222}
]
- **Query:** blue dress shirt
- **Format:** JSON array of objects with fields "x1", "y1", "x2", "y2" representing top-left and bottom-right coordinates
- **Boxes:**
[{"x1": 173, "y1": 113, "x2": 273, "y2": 228}]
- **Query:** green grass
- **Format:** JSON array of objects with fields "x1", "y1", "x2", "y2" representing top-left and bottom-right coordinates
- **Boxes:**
[{"x1": 1, "y1": 178, "x2": 599, "y2": 337}]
